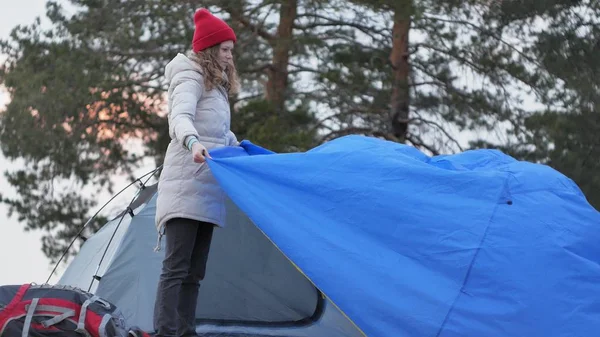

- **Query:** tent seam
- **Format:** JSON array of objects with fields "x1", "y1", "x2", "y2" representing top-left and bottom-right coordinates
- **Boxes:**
[{"x1": 434, "y1": 172, "x2": 512, "y2": 337}]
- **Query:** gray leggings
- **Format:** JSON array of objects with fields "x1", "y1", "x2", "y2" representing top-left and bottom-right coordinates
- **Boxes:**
[{"x1": 153, "y1": 218, "x2": 215, "y2": 337}]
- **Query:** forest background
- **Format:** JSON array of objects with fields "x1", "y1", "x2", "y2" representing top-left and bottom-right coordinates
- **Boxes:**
[{"x1": 0, "y1": 0, "x2": 598, "y2": 274}]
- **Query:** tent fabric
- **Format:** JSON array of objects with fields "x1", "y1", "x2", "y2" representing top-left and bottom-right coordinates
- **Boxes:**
[
  {"x1": 206, "y1": 135, "x2": 600, "y2": 337},
  {"x1": 57, "y1": 208, "x2": 138, "y2": 293},
  {"x1": 58, "y1": 187, "x2": 363, "y2": 337},
  {"x1": 94, "y1": 195, "x2": 320, "y2": 326}
]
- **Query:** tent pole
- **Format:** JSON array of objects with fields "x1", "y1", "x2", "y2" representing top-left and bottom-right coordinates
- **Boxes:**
[
  {"x1": 86, "y1": 167, "x2": 160, "y2": 292},
  {"x1": 46, "y1": 165, "x2": 162, "y2": 285}
]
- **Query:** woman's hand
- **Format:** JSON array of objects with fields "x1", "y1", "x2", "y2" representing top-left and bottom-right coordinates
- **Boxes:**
[{"x1": 191, "y1": 142, "x2": 211, "y2": 163}]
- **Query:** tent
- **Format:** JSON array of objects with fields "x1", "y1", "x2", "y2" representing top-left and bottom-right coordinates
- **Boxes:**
[
  {"x1": 57, "y1": 135, "x2": 600, "y2": 337},
  {"x1": 57, "y1": 186, "x2": 360, "y2": 337}
]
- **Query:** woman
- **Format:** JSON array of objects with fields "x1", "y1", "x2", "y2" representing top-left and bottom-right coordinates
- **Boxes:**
[{"x1": 153, "y1": 8, "x2": 240, "y2": 337}]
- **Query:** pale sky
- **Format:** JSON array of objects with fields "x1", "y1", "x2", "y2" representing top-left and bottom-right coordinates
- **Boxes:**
[{"x1": 0, "y1": 0, "x2": 55, "y2": 285}]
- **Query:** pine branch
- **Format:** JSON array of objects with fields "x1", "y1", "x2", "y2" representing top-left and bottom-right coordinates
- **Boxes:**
[
  {"x1": 411, "y1": 81, "x2": 441, "y2": 87},
  {"x1": 106, "y1": 49, "x2": 174, "y2": 58},
  {"x1": 405, "y1": 133, "x2": 440, "y2": 156},
  {"x1": 241, "y1": 64, "x2": 273, "y2": 74},
  {"x1": 311, "y1": 107, "x2": 388, "y2": 134},
  {"x1": 288, "y1": 62, "x2": 321, "y2": 74},
  {"x1": 411, "y1": 115, "x2": 464, "y2": 152},
  {"x1": 224, "y1": 7, "x2": 275, "y2": 41},
  {"x1": 295, "y1": 13, "x2": 391, "y2": 40},
  {"x1": 421, "y1": 14, "x2": 543, "y2": 69},
  {"x1": 232, "y1": 93, "x2": 263, "y2": 104}
]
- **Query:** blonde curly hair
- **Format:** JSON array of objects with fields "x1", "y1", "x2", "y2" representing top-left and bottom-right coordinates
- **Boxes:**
[{"x1": 188, "y1": 45, "x2": 240, "y2": 96}]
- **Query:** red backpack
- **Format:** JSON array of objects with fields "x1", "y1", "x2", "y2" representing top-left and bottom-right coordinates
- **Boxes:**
[{"x1": 0, "y1": 283, "x2": 150, "y2": 337}]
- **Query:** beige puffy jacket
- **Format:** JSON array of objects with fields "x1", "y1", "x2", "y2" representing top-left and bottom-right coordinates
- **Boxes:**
[{"x1": 155, "y1": 53, "x2": 238, "y2": 234}]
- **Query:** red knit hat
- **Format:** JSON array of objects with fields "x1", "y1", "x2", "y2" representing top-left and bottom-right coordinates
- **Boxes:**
[{"x1": 192, "y1": 9, "x2": 237, "y2": 53}]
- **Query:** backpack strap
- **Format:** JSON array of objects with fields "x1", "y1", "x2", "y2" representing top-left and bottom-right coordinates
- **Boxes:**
[
  {"x1": 0, "y1": 285, "x2": 33, "y2": 336},
  {"x1": 0, "y1": 284, "x2": 30, "y2": 332},
  {"x1": 21, "y1": 298, "x2": 39, "y2": 337},
  {"x1": 39, "y1": 305, "x2": 76, "y2": 327},
  {"x1": 98, "y1": 314, "x2": 114, "y2": 337},
  {"x1": 75, "y1": 295, "x2": 112, "y2": 336},
  {"x1": 75, "y1": 296, "x2": 95, "y2": 336}
]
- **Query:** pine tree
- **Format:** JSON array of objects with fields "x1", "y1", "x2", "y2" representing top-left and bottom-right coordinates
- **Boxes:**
[
  {"x1": 484, "y1": 0, "x2": 600, "y2": 209},
  {"x1": 0, "y1": 0, "x2": 318, "y2": 261},
  {"x1": 1, "y1": 0, "x2": 597, "y2": 262}
]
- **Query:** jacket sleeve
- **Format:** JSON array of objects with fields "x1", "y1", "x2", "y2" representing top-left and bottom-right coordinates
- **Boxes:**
[
  {"x1": 226, "y1": 130, "x2": 239, "y2": 146},
  {"x1": 168, "y1": 70, "x2": 203, "y2": 149}
]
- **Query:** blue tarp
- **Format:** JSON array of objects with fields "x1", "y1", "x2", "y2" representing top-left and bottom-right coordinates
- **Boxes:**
[{"x1": 207, "y1": 135, "x2": 600, "y2": 337}]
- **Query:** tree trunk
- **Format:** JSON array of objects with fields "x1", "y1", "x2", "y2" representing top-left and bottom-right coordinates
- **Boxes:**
[
  {"x1": 389, "y1": 1, "x2": 412, "y2": 142},
  {"x1": 266, "y1": 0, "x2": 298, "y2": 113}
]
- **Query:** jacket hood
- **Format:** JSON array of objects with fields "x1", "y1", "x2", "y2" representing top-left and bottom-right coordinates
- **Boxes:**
[{"x1": 165, "y1": 53, "x2": 203, "y2": 82}]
